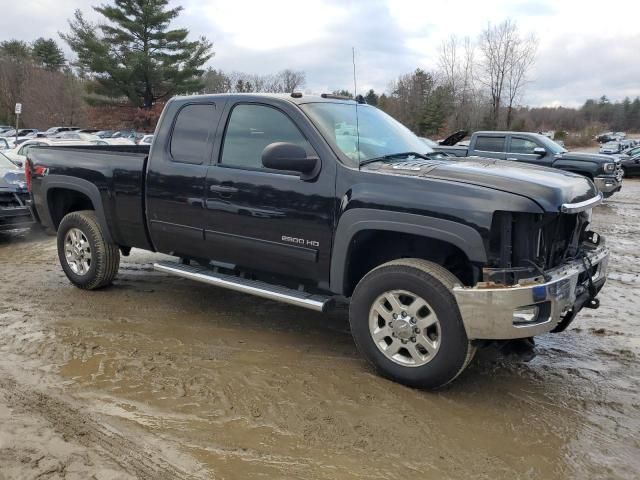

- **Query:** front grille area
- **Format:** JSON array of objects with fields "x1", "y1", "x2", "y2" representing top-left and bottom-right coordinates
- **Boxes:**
[
  {"x1": 487, "y1": 210, "x2": 589, "y2": 284},
  {"x1": 0, "y1": 191, "x2": 28, "y2": 209}
]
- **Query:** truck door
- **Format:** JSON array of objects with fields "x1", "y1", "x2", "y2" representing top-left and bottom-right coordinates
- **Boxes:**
[
  {"x1": 507, "y1": 135, "x2": 550, "y2": 167},
  {"x1": 203, "y1": 101, "x2": 336, "y2": 286},
  {"x1": 146, "y1": 101, "x2": 223, "y2": 259}
]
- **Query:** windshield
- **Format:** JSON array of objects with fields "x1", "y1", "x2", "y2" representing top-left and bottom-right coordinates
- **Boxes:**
[
  {"x1": 537, "y1": 135, "x2": 567, "y2": 154},
  {"x1": 301, "y1": 103, "x2": 434, "y2": 166}
]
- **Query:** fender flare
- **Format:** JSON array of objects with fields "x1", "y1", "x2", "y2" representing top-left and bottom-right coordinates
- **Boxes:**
[
  {"x1": 329, "y1": 209, "x2": 487, "y2": 295},
  {"x1": 40, "y1": 175, "x2": 114, "y2": 244}
]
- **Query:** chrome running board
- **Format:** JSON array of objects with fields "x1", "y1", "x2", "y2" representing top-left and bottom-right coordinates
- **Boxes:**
[{"x1": 154, "y1": 261, "x2": 333, "y2": 312}]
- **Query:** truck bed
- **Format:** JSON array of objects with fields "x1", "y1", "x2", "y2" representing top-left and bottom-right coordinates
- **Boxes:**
[{"x1": 29, "y1": 145, "x2": 152, "y2": 250}]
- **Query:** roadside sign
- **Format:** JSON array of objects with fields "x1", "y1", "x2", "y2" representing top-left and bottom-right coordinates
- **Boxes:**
[{"x1": 15, "y1": 103, "x2": 22, "y2": 115}]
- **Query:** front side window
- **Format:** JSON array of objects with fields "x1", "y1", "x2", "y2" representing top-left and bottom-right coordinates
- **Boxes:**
[
  {"x1": 475, "y1": 136, "x2": 505, "y2": 152},
  {"x1": 511, "y1": 137, "x2": 539, "y2": 154},
  {"x1": 221, "y1": 104, "x2": 312, "y2": 169},
  {"x1": 170, "y1": 104, "x2": 216, "y2": 164}
]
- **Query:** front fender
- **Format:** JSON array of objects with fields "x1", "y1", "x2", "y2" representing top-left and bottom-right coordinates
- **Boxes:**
[{"x1": 329, "y1": 208, "x2": 487, "y2": 295}]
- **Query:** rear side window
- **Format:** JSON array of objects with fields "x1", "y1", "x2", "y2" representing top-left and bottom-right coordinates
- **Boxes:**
[
  {"x1": 170, "y1": 104, "x2": 216, "y2": 164},
  {"x1": 221, "y1": 104, "x2": 312, "y2": 169},
  {"x1": 475, "y1": 136, "x2": 505, "y2": 152},
  {"x1": 511, "y1": 137, "x2": 539, "y2": 154}
]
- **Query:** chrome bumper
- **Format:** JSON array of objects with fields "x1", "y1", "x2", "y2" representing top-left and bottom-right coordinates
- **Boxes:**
[
  {"x1": 452, "y1": 246, "x2": 609, "y2": 340},
  {"x1": 594, "y1": 172, "x2": 622, "y2": 193}
]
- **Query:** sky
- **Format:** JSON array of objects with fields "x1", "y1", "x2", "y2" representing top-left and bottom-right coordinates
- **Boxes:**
[{"x1": 1, "y1": 0, "x2": 639, "y2": 107}]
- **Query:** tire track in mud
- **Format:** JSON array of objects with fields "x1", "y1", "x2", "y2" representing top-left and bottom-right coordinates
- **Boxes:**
[{"x1": 0, "y1": 373, "x2": 207, "y2": 480}]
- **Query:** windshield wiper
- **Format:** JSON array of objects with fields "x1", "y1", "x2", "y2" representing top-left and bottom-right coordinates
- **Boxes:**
[{"x1": 359, "y1": 151, "x2": 431, "y2": 167}]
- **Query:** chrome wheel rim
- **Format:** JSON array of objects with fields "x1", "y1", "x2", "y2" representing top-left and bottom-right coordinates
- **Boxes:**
[
  {"x1": 64, "y1": 228, "x2": 92, "y2": 275},
  {"x1": 369, "y1": 289, "x2": 441, "y2": 367}
]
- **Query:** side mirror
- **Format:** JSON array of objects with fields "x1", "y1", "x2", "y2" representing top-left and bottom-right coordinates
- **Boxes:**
[
  {"x1": 533, "y1": 147, "x2": 546, "y2": 157},
  {"x1": 262, "y1": 142, "x2": 319, "y2": 180}
]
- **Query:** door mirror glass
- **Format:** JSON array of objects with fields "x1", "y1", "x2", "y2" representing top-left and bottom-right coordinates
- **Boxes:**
[{"x1": 262, "y1": 142, "x2": 319, "y2": 179}]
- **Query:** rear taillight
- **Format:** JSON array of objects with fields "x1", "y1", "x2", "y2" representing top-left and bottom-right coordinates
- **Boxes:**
[{"x1": 24, "y1": 159, "x2": 32, "y2": 192}]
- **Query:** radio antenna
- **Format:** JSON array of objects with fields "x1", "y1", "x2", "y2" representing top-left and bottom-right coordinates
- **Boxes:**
[{"x1": 352, "y1": 47, "x2": 361, "y2": 164}]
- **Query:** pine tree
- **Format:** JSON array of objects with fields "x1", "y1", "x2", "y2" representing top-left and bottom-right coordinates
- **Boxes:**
[
  {"x1": 61, "y1": 0, "x2": 213, "y2": 108},
  {"x1": 364, "y1": 89, "x2": 378, "y2": 106},
  {"x1": 32, "y1": 38, "x2": 66, "y2": 71},
  {"x1": 0, "y1": 40, "x2": 31, "y2": 60}
]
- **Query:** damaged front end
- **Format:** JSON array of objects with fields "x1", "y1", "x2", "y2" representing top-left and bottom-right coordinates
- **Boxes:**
[
  {"x1": 0, "y1": 170, "x2": 34, "y2": 231},
  {"x1": 453, "y1": 195, "x2": 608, "y2": 340}
]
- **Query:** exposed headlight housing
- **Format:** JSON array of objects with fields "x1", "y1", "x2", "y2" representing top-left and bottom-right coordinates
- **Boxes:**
[{"x1": 604, "y1": 163, "x2": 616, "y2": 173}]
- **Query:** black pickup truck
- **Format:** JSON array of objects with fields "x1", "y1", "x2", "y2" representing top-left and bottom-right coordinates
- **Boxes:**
[
  {"x1": 434, "y1": 131, "x2": 624, "y2": 198},
  {"x1": 27, "y1": 94, "x2": 609, "y2": 389}
]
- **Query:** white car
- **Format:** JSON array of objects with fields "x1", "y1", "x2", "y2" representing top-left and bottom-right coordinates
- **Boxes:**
[
  {"x1": 91, "y1": 137, "x2": 136, "y2": 146},
  {"x1": 1, "y1": 129, "x2": 39, "y2": 147},
  {"x1": 599, "y1": 142, "x2": 621, "y2": 155},
  {"x1": 3, "y1": 139, "x2": 92, "y2": 168},
  {"x1": 55, "y1": 132, "x2": 102, "y2": 142},
  {"x1": 139, "y1": 135, "x2": 154, "y2": 145},
  {"x1": 0, "y1": 138, "x2": 9, "y2": 150},
  {"x1": 43, "y1": 126, "x2": 81, "y2": 137}
]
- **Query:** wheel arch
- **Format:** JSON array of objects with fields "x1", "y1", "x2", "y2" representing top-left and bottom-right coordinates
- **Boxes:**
[
  {"x1": 330, "y1": 209, "x2": 487, "y2": 296},
  {"x1": 41, "y1": 176, "x2": 114, "y2": 244}
]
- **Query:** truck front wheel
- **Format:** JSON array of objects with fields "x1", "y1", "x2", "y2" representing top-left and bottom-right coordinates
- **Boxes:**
[
  {"x1": 57, "y1": 210, "x2": 120, "y2": 290},
  {"x1": 349, "y1": 259, "x2": 475, "y2": 389}
]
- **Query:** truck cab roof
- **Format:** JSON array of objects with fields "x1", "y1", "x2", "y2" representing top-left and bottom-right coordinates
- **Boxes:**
[{"x1": 173, "y1": 92, "x2": 362, "y2": 107}]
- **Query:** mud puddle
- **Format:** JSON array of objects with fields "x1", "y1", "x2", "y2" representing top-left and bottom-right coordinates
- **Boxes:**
[{"x1": 1, "y1": 183, "x2": 639, "y2": 479}]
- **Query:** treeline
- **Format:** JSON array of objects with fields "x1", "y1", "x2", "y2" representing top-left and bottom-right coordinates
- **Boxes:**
[{"x1": 0, "y1": 39, "x2": 86, "y2": 128}]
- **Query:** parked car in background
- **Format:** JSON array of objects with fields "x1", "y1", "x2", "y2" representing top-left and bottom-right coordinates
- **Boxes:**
[
  {"x1": 619, "y1": 139, "x2": 635, "y2": 151},
  {"x1": 0, "y1": 138, "x2": 9, "y2": 150},
  {"x1": 621, "y1": 154, "x2": 640, "y2": 178},
  {"x1": 111, "y1": 129, "x2": 144, "y2": 143},
  {"x1": 92, "y1": 137, "x2": 136, "y2": 146},
  {"x1": 0, "y1": 129, "x2": 40, "y2": 149},
  {"x1": 599, "y1": 142, "x2": 622, "y2": 154},
  {"x1": 94, "y1": 130, "x2": 114, "y2": 138},
  {"x1": 139, "y1": 134, "x2": 154, "y2": 145},
  {"x1": 43, "y1": 126, "x2": 80, "y2": 137},
  {"x1": 3, "y1": 138, "x2": 93, "y2": 168},
  {"x1": 0, "y1": 151, "x2": 33, "y2": 230},
  {"x1": 622, "y1": 145, "x2": 640, "y2": 158},
  {"x1": 55, "y1": 132, "x2": 102, "y2": 142},
  {"x1": 434, "y1": 131, "x2": 623, "y2": 198}
]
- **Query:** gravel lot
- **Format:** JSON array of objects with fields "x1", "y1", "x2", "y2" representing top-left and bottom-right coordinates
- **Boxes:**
[{"x1": 0, "y1": 181, "x2": 639, "y2": 479}]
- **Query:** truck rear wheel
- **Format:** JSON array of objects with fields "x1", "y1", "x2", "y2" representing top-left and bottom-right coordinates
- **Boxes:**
[
  {"x1": 349, "y1": 259, "x2": 475, "y2": 389},
  {"x1": 57, "y1": 210, "x2": 120, "y2": 290}
]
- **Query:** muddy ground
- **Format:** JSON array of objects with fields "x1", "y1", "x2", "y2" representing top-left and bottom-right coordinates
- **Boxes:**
[{"x1": 1, "y1": 183, "x2": 639, "y2": 480}]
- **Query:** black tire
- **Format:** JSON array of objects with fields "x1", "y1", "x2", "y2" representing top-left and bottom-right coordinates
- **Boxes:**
[
  {"x1": 57, "y1": 210, "x2": 120, "y2": 290},
  {"x1": 349, "y1": 259, "x2": 475, "y2": 389}
]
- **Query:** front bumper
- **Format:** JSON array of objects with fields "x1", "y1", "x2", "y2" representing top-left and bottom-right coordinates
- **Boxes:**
[
  {"x1": 452, "y1": 245, "x2": 609, "y2": 340},
  {"x1": 0, "y1": 206, "x2": 34, "y2": 230},
  {"x1": 594, "y1": 171, "x2": 623, "y2": 194}
]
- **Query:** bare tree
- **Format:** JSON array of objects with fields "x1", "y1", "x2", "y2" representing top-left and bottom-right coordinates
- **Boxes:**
[
  {"x1": 275, "y1": 69, "x2": 306, "y2": 93},
  {"x1": 477, "y1": 20, "x2": 519, "y2": 129},
  {"x1": 439, "y1": 35, "x2": 478, "y2": 130},
  {"x1": 505, "y1": 33, "x2": 538, "y2": 129}
]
